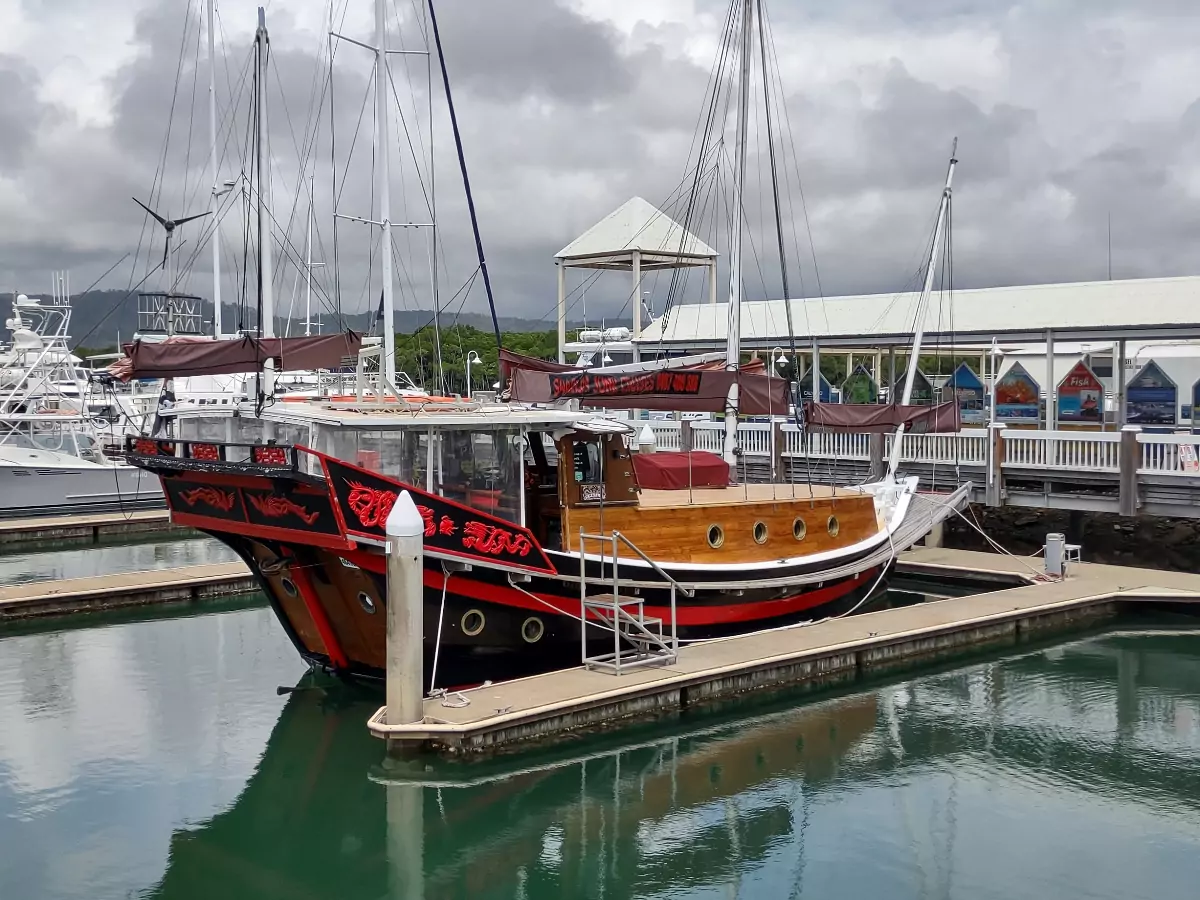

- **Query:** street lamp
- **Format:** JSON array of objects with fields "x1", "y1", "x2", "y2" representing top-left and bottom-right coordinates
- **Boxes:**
[
  {"x1": 465, "y1": 350, "x2": 481, "y2": 399},
  {"x1": 772, "y1": 346, "x2": 789, "y2": 372}
]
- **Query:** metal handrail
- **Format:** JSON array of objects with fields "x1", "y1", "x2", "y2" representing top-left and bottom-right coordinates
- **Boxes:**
[{"x1": 605, "y1": 529, "x2": 695, "y2": 598}]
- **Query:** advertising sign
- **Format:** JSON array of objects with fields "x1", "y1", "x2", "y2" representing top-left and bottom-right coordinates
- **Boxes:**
[
  {"x1": 841, "y1": 363, "x2": 879, "y2": 404},
  {"x1": 948, "y1": 363, "x2": 985, "y2": 425},
  {"x1": 994, "y1": 361, "x2": 1040, "y2": 421},
  {"x1": 1125, "y1": 361, "x2": 1177, "y2": 427},
  {"x1": 1057, "y1": 360, "x2": 1104, "y2": 425}
]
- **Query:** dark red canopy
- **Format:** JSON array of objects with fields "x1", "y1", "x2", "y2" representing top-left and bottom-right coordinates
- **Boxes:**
[
  {"x1": 804, "y1": 400, "x2": 961, "y2": 433},
  {"x1": 510, "y1": 367, "x2": 790, "y2": 415},
  {"x1": 113, "y1": 332, "x2": 363, "y2": 381},
  {"x1": 632, "y1": 451, "x2": 731, "y2": 490}
]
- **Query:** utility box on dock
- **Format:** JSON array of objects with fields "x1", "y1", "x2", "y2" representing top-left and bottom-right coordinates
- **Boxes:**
[{"x1": 1045, "y1": 533, "x2": 1066, "y2": 577}]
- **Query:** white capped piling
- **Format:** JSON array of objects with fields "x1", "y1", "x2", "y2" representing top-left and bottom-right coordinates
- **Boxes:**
[
  {"x1": 637, "y1": 424, "x2": 656, "y2": 454},
  {"x1": 386, "y1": 490, "x2": 424, "y2": 735}
]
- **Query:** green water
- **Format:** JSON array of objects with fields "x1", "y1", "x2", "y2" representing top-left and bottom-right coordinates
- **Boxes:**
[{"x1": 1, "y1": 608, "x2": 1199, "y2": 899}]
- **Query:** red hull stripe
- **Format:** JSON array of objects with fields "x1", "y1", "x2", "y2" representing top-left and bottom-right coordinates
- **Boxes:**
[
  {"x1": 284, "y1": 549, "x2": 350, "y2": 670},
  {"x1": 417, "y1": 566, "x2": 876, "y2": 626}
]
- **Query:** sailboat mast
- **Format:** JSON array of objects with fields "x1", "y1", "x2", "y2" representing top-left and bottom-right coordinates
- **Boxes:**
[
  {"x1": 886, "y1": 138, "x2": 957, "y2": 477},
  {"x1": 375, "y1": 0, "x2": 396, "y2": 384},
  {"x1": 255, "y1": 7, "x2": 274, "y2": 339},
  {"x1": 305, "y1": 175, "x2": 314, "y2": 337},
  {"x1": 207, "y1": 0, "x2": 222, "y2": 339},
  {"x1": 722, "y1": 0, "x2": 754, "y2": 466}
]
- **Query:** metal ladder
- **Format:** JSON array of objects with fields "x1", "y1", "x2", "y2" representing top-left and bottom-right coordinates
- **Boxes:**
[{"x1": 577, "y1": 529, "x2": 692, "y2": 674}]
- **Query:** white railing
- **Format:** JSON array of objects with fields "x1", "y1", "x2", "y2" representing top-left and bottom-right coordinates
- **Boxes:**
[
  {"x1": 1002, "y1": 429, "x2": 1120, "y2": 471},
  {"x1": 634, "y1": 421, "x2": 1200, "y2": 480},
  {"x1": 893, "y1": 430, "x2": 987, "y2": 466},
  {"x1": 1137, "y1": 431, "x2": 1200, "y2": 476}
]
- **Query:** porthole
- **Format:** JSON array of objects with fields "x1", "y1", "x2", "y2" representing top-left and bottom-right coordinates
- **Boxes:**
[
  {"x1": 753, "y1": 521, "x2": 768, "y2": 544},
  {"x1": 827, "y1": 515, "x2": 840, "y2": 537},
  {"x1": 707, "y1": 524, "x2": 725, "y2": 549},
  {"x1": 521, "y1": 616, "x2": 545, "y2": 643},
  {"x1": 461, "y1": 609, "x2": 486, "y2": 636},
  {"x1": 357, "y1": 592, "x2": 377, "y2": 614},
  {"x1": 792, "y1": 517, "x2": 807, "y2": 541},
  {"x1": 280, "y1": 576, "x2": 298, "y2": 597}
]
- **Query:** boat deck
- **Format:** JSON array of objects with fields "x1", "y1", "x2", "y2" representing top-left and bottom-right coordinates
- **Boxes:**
[{"x1": 638, "y1": 482, "x2": 866, "y2": 507}]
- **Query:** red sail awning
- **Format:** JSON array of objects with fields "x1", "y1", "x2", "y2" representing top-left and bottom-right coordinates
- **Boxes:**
[
  {"x1": 803, "y1": 400, "x2": 962, "y2": 433},
  {"x1": 632, "y1": 451, "x2": 730, "y2": 490},
  {"x1": 113, "y1": 332, "x2": 363, "y2": 381},
  {"x1": 509, "y1": 367, "x2": 790, "y2": 415}
]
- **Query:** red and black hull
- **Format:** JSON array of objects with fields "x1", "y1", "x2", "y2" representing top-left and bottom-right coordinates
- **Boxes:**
[{"x1": 127, "y1": 437, "x2": 889, "y2": 687}]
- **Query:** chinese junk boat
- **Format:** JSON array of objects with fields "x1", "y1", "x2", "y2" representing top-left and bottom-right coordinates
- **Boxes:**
[
  {"x1": 127, "y1": 382, "x2": 932, "y2": 684},
  {"x1": 124, "y1": 0, "x2": 966, "y2": 686}
]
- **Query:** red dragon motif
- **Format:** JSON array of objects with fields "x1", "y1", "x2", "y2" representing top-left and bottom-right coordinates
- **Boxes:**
[
  {"x1": 346, "y1": 481, "x2": 397, "y2": 529},
  {"x1": 247, "y1": 493, "x2": 319, "y2": 525},
  {"x1": 178, "y1": 486, "x2": 236, "y2": 512},
  {"x1": 461, "y1": 521, "x2": 532, "y2": 557}
]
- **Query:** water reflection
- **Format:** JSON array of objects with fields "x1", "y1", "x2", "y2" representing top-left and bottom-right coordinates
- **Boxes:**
[
  {"x1": 0, "y1": 537, "x2": 240, "y2": 587},
  {"x1": 2, "y1": 611, "x2": 1200, "y2": 900}
]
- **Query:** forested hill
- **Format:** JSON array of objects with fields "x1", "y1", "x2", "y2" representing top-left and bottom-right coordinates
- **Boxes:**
[{"x1": 46, "y1": 289, "x2": 579, "y2": 351}]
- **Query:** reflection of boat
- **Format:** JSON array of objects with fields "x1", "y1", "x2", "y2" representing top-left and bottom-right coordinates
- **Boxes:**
[{"x1": 145, "y1": 682, "x2": 878, "y2": 898}]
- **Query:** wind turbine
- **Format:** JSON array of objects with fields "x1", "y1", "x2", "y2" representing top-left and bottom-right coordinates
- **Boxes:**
[{"x1": 132, "y1": 197, "x2": 211, "y2": 336}]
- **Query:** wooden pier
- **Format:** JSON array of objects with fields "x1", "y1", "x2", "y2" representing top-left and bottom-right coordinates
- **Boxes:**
[
  {"x1": 0, "y1": 510, "x2": 182, "y2": 548},
  {"x1": 0, "y1": 562, "x2": 256, "y2": 621},
  {"x1": 368, "y1": 547, "x2": 1200, "y2": 755}
]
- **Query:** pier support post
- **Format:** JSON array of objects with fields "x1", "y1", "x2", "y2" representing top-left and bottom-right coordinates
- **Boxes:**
[
  {"x1": 385, "y1": 490, "x2": 425, "y2": 752},
  {"x1": 986, "y1": 422, "x2": 1006, "y2": 507},
  {"x1": 925, "y1": 520, "x2": 945, "y2": 548},
  {"x1": 1118, "y1": 425, "x2": 1141, "y2": 517},
  {"x1": 772, "y1": 420, "x2": 785, "y2": 481},
  {"x1": 868, "y1": 433, "x2": 885, "y2": 481},
  {"x1": 387, "y1": 781, "x2": 425, "y2": 900},
  {"x1": 680, "y1": 419, "x2": 693, "y2": 453}
]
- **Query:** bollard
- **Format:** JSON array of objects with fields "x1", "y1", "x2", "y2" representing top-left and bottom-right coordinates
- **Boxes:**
[
  {"x1": 1118, "y1": 425, "x2": 1141, "y2": 517},
  {"x1": 637, "y1": 424, "x2": 656, "y2": 454},
  {"x1": 385, "y1": 490, "x2": 425, "y2": 741}
]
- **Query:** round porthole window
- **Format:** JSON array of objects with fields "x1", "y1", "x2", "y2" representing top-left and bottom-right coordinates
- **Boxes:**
[
  {"x1": 280, "y1": 576, "x2": 298, "y2": 597},
  {"x1": 827, "y1": 515, "x2": 840, "y2": 537},
  {"x1": 753, "y1": 521, "x2": 769, "y2": 544},
  {"x1": 707, "y1": 524, "x2": 725, "y2": 549},
  {"x1": 521, "y1": 616, "x2": 545, "y2": 643},
  {"x1": 793, "y1": 518, "x2": 807, "y2": 541},
  {"x1": 461, "y1": 609, "x2": 486, "y2": 636},
  {"x1": 357, "y1": 592, "x2": 377, "y2": 614}
]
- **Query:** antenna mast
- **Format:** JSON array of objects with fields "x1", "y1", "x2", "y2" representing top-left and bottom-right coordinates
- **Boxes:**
[
  {"x1": 886, "y1": 139, "x2": 958, "y2": 478},
  {"x1": 255, "y1": 7, "x2": 274, "y2": 339},
  {"x1": 374, "y1": 0, "x2": 396, "y2": 383},
  {"x1": 722, "y1": 0, "x2": 754, "y2": 467},
  {"x1": 208, "y1": 0, "x2": 222, "y2": 338}
]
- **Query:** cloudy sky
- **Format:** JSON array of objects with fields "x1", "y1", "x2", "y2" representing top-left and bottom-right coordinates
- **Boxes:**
[{"x1": 2, "y1": 0, "x2": 1200, "y2": 333}]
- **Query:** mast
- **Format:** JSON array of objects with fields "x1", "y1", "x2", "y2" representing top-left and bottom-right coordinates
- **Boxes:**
[
  {"x1": 375, "y1": 0, "x2": 396, "y2": 384},
  {"x1": 722, "y1": 0, "x2": 754, "y2": 467},
  {"x1": 886, "y1": 138, "x2": 958, "y2": 479},
  {"x1": 255, "y1": 7, "x2": 274, "y2": 339},
  {"x1": 305, "y1": 174, "x2": 314, "y2": 336},
  {"x1": 427, "y1": 0, "x2": 502, "y2": 355},
  {"x1": 207, "y1": 0, "x2": 222, "y2": 339}
]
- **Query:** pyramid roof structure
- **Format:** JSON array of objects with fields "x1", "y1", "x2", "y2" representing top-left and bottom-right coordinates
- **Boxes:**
[{"x1": 556, "y1": 197, "x2": 716, "y2": 269}]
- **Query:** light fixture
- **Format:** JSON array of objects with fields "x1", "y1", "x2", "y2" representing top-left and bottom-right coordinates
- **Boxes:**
[
  {"x1": 772, "y1": 346, "x2": 788, "y2": 369},
  {"x1": 465, "y1": 350, "x2": 482, "y2": 399},
  {"x1": 602, "y1": 352, "x2": 613, "y2": 364}
]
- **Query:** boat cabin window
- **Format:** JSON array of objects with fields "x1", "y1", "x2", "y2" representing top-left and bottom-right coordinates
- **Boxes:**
[
  {"x1": 434, "y1": 426, "x2": 522, "y2": 525},
  {"x1": 556, "y1": 431, "x2": 638, "y2": 508}
]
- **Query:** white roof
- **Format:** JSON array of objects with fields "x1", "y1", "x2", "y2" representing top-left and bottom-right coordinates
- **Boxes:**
[
  {"x1": 556, "y1": 196, "x2": 716, "y2": 260},
  {"x1": 637, "y1": 275, "x2": 1200, "y2": 349}
]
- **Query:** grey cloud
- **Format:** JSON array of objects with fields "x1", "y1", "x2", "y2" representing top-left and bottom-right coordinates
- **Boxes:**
[{"x1": 0, "y1": 55, "x2": 43, "y2": 168}]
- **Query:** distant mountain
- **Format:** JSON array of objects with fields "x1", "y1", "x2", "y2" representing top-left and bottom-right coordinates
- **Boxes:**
[{"x1": 38, "y1": 290, "x2": 611, "y2": 350}]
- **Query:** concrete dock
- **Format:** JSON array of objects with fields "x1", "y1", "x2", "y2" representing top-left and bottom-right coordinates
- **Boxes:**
[
  {"x1": 369, "y1": 547, "x2": 1200, "y2": 755},
  {"x1": 0, "y1": 510, "x2": 181, "y2": 548},
  {"x1": 0, "y1": 562, "x2": 257, "y2": 621}
]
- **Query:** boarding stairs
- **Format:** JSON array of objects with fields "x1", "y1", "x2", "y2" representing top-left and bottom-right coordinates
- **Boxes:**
[{"x1": 577, "y1": 530, "x2": 690, "y2": 674}]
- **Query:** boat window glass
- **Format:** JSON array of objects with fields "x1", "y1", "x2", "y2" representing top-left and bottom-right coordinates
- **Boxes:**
[{"x1": 435, "y1": 426, "x2": 522, "y2": 524}]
